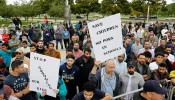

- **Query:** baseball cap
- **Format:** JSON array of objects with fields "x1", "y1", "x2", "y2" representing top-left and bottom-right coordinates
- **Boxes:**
[
  {"x1": 143, "y1": 80, "x2": 169, "y2": 94},
  {"x1": 127, "y1": 62, "x2": 135, "y2": 68},
  {"x1": 15, "y1": 48, "x2": 23, "y2": 53},
  {"x1": 0, "y1": 81, "x2": 5, "y2": 94}
]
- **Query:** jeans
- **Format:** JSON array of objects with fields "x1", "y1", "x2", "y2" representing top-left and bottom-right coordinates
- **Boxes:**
[
  {"x1": 56, "y1": 39, "x2": 63, "y2": 49},
  {"x1": 64, "y1": 39, "x2": 69, "y2": 49}
]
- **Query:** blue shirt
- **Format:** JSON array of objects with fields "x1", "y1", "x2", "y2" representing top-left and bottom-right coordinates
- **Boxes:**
[
  {"x1": 63, "y1": 31, "x2": 70, "y2": 39},
  {"x1": 0, "y1": 50, "x2": 12, "y2": 67},
  {"x1": 102, "y1": 68, "x2": 116, "y2": 96}
]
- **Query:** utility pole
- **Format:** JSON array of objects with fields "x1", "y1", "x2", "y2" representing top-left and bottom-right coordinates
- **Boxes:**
[
  {"x1": 64, "y1": 0, "x2": 71, "y2": 24},
  {"x1": 147, "y1": 6, "x2": 150, "y2": 23}
]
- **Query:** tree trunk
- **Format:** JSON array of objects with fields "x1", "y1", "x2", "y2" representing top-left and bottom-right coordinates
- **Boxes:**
[
  {"x1": 32, "y1": 17, "x2": 33, "y2": 22},
  {"x1": 86, "y1": 13, "x2": 89, "y2": 20}
]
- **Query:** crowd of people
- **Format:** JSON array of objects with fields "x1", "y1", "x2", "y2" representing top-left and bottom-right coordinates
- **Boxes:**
[{"x1": 0, "y1": 16, "x2": 175, "y2": 100}]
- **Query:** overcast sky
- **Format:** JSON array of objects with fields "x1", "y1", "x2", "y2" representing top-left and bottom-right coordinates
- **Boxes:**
[{"x1": 6, "y1": 0, "x2": 174, "y2": 5}]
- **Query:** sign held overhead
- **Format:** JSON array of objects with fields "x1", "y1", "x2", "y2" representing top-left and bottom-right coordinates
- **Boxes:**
[{"x1": 88, "y1": 14, "x2": 124, "y2": 62}]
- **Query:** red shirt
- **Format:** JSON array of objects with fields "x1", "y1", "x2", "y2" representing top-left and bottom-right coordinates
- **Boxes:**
[{"x1": 1, "y1": 33, "x2": 9, "y2": 43}]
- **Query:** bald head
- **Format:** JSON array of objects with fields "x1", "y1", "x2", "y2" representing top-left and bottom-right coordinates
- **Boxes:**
[{"x1": 106, "y1": 60, "x2": 115, "y2": 74}]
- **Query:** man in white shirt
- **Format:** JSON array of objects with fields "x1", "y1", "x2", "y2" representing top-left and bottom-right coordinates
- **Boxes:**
[
  {"x1": 20, "y1": 41, "x2": 30, "y2": 55},
  {"x1": 136, "y1": 26, "x2": 144, "y2": 44},
  {"x1": 165, "y1": 45, "x2": 174, "y2": 63},
  {"x1": 149, "y1": 52, "x2": 164, "y2": 71},
  {"x1": 161, "y1": 27, "x2": 168, "y2": 37}
]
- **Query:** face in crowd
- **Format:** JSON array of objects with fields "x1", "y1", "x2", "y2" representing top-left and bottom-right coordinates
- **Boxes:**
[
  {"x1": 66, "y1": 58, "x2": 74, "y2": 68},
  {"x1": 160, "y1": 40, "x2": 166, "y2": 47},
  {"x1": 105, "y1": 60, "x2": 115, "y2": 74},
  {"x1": 118, "y1": 53, "x2": 125, "y2": 63},
  {"x1": 17, "y1": 63, "x2": 25, "y2": 74},
  {"x1": 71, "y1": 36, "x2": 77, "y2": 43},
  {"x1": 48, "y1": 44, "x2": 54, "y2": 51},
  {"x1": 84, "y1": 51, "x2": 91, "y2": 60},
  {"x1": 137, "y1": 54, "x2": 145, "y2": 65},
  {"x1": 30, "y1": 46, "x2": 36, "y2": 52},
  {"x1": 16, "y1": 52, "x2": 24, "y2": 59},
  {"x1": 155, "y1": 55, "x2": 163, "y2": 64},
  {"x1": 22, "y1": 42, "x2": 28, "y2": 48},
  {"x1": 125, "y1": 39, "x2": 131, "y2": 45},
  {"x1": 73, "y1": 43, "x2": 79, "y2": 52},
  {"x1": 37, "y1": 41, "x2": 44, "y2": 49},
  {"x1": 128, "y1": 66, "x2": 135, "y2": 75},
  {"x1": 83, "y1": 90, "x2": 94, "y2": 100},
  {"x1": 144, "y1": 41, "x2": 150, "y2": 49}
]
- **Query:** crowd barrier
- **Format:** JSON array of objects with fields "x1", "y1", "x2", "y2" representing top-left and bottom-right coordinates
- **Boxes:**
[{"x1": 112, "y1": 81, "x2": 175, "y2": 100}]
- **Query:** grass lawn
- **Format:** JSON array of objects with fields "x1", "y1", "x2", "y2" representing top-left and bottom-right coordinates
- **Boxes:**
[{"x1": 0, "y1": 20, "x2": 38, "y2": 28}]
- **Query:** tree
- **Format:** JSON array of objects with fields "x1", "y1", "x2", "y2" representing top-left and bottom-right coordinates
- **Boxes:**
[
  {"x1": 0, "y1": 5, "x2": 14, "y2": 20},
  {"x1": 47, "y1": 4, "x2": 64, "y2": 21},
  {"x1": 20, "y1": 1, "x2": 42, "y2": 21},
  {"x1": 71, "y1": 0, "x2": 100, "y2": 20},
  {"x1": 131, "y1": 0, "x2": 145, "y2": 16},
  {"x1": 116, "y1": 0, "x2": 131, "y2": 15},
  {"x1": 99, "y1": 0, "x2": 121, "y2": 16}
]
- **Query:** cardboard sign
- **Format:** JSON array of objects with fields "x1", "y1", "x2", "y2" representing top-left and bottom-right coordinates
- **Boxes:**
[
  {"x1": 88, "y1": 14, "x2": 123, "y2": 62},
  {"x1": 30, "y1": 52, "x2": 60, "y2": 97}
]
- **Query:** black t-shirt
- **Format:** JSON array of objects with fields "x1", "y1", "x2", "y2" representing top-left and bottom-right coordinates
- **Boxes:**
[
  {"x1": 133, "y1": 92, "x2": 147, "y2": 100},
  {"x1": 72, "y1": 89, "x2": 105, "y2": 100},
  {"x1": 4, "y1": 73, "x2": 34, "y2": 100}
]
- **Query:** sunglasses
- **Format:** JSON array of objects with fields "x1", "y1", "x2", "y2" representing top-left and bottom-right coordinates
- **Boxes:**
[{"x1": 15, "y1": 52, "x2": 22, "y2": 55}]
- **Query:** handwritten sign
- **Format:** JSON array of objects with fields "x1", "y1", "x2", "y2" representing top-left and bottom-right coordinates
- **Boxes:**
[
  {"x1": 88, "y1": 14, "x2": 123, "y2": 62},
  {"x1": 30, "y1": 52, "x2": 60, "y2": 97}
]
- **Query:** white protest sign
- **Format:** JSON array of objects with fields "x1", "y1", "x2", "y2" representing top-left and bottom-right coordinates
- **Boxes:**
[
  {"x1": 30, "y1": 52, "x2": 60, "y2": 97},
  {"x1": 88, "y1": 13, "x2": 123, "y2": 62}
]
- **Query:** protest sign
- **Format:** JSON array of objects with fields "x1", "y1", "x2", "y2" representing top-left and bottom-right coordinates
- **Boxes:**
[
  {"x1": 88, "y1": 13, "x2": 124, "y2": 62},
  {"x1": 30, "y1": 52, "x2": 60, "y2": 97}
]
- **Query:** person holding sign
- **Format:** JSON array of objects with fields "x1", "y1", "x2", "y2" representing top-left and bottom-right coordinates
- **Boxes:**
[
  {"x1": 38, "y1": 77, "x2": 67, "y2": 100},
  {"x1": 59, "y1": 54, "x2": 80, "y2": 100},
  {"x1": 89, "y1": 60, "x2": 120, "y2": 97},
  {"x1": 4, "y1": 60, "x2": 34, "y2": 100}
]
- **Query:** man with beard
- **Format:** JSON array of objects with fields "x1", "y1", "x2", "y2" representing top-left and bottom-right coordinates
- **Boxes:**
[
  {"x1": 36, "y1": 40, "x2": 46, "y2": 54},
  {"x1": 45, "y1": 43, "x2": 61, "y2": 59},
  {"x1": 67, "y1": 36, "x2": 77, "y2": 50},
  {"x1": 115, "y1": 52, "x2": 127, "y2": 75},
  {"x1": 134, "y1": 53, "x2": 151, "y2": 81},
  {"x1": 162, "y1": 51, "x2": 172, "y2": 73},
  {"x1": 152, "y1": 62, "x2": 169, "y2": 85},
  {"x1": 72, "y1": 42, "x2": 83, "y2": 59},
  {"x1": 155, "y1": 39, "x2": 166, "y2": 54},
  {"x1": 75, "y1": 48, "x2": 94, "y2": 91},
  {"x1": 119, "y1": 62, "x2": 144, "y2": 100}
]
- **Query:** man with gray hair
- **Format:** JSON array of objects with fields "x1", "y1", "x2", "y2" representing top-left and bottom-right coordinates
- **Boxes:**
[
  {"x1": 89, "y1": 59, "x2": 120, "y2": 97},
  {"x1": 131, "y1": 38, "x2": 143, "y2": 57}
]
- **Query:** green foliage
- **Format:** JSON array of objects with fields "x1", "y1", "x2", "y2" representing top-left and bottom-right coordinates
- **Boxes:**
[
  {"x1": 47, "y1": 4, "x2": 64, "y2": 20},
  {"x1": 0, "y1": 5, "x2": 14, "y2": 19},
  {"x1": 20, "y1": 1, "x2": 42, "y2": 20},
  {"x1": 71, "y1": 0, "x2": 100, "y2": 19}
]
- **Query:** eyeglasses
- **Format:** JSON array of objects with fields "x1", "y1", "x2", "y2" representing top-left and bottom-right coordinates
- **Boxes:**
[{"x1": 15, "y1": 52, "x2": 21, "y2": 55}]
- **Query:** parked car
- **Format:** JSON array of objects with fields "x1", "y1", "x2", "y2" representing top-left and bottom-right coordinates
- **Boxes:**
[
  {"x1": 129, "y1": 16, "x2": 136, "y2": 19},
  {"x1": 150, "y1": 16, "x2": 157, "y2": 19},
  {"x1": 165, "y1": 17, "x2": 175, "y2": 20},
  {"x1": 76, "y1": 15, "x2": 84, "y2": 19}
]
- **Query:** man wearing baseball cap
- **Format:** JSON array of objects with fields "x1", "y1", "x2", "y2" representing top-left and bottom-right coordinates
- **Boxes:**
[{"x1": 133, "y1": 80, "x2": 169, "y2": 100}]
